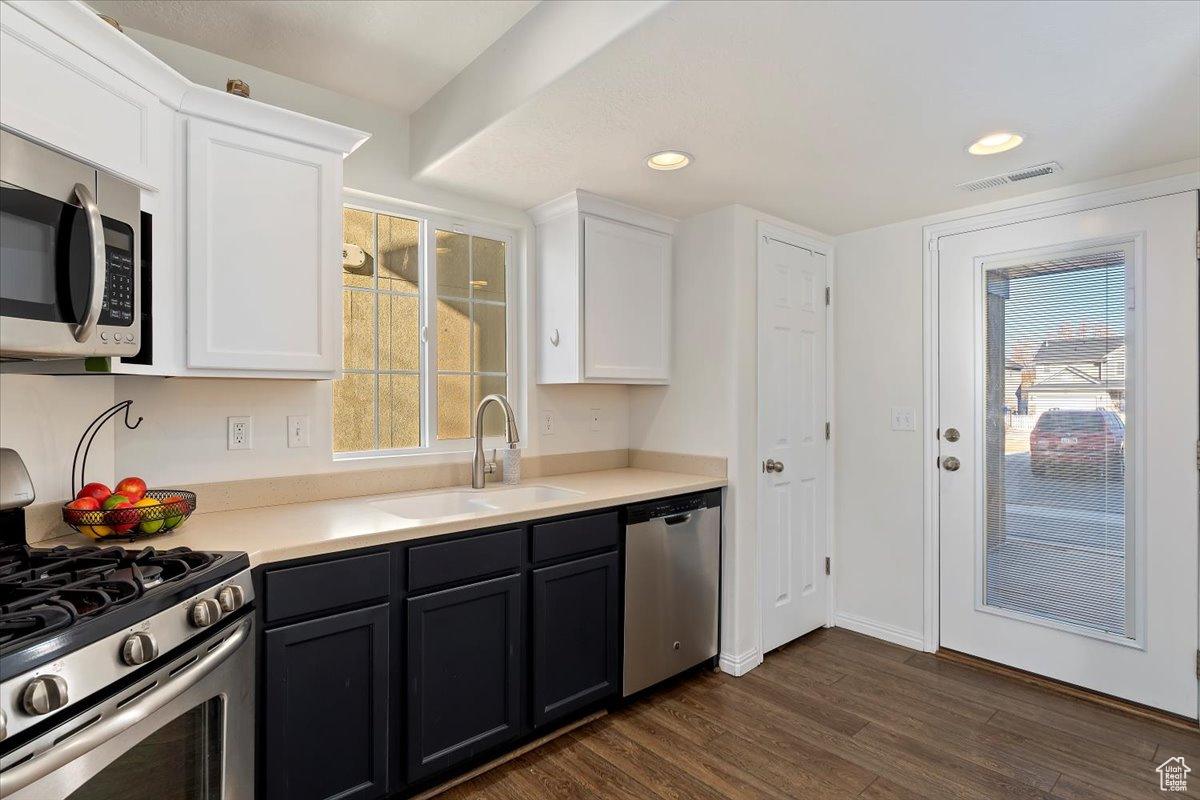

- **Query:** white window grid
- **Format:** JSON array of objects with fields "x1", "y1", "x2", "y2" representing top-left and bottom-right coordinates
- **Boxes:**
[{"x1": 336, "y1": 201, "x2": 517, "y2": 458}]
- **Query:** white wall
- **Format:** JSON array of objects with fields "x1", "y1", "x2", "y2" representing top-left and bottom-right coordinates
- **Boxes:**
[
  {"x1": 830, "y1": 159, "x2": 1200, "y2": 647},
  {"x1": 830, "y1": 220, "x2": 927, "y2": 639},
  {"x1": 1, "y1": 30, "x2": 630, "y2": 500},
  {"x1": 0, "y1": 374, "x2": 116, "y2": 502},
  {"x1": 629, "y1": 203, "x2": 830, "y2": 674}
]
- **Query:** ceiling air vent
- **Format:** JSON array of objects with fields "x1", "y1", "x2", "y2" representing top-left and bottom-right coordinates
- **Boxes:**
[{"x1": 957, "y1": 161, "x2": 1062, "y2": 192}]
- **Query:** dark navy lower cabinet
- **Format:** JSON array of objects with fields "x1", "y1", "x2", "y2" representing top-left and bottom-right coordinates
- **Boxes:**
[
  {"x1": 530, "y1": 552, "x2": 620, "y2": 727},
  {"x1": 262, "y1": 603, "x2": 390, "y2": 800},
  {"x1": 257, "y1": 505, "x2": 651, "y2": 795},
  {"x1": 405, "y1": 573, "x2": 523, "y2": 782}
]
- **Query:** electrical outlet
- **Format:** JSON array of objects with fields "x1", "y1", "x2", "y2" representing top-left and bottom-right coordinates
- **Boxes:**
[
  {"x1": 287, "y1": 415, "x2": 310, "y2": 448},
  {"x1": 589, "y1": 408, "x2": 601, "y2": 432},
  {"x1": 541, "y1": 410, "x2": 555, "y2": 435},
  {"x1": 891, "y1": 407, "x2": 916, "y2": 431},
  {"x1": 227, "y1": 416, "x2": 252, "y2": 450}
]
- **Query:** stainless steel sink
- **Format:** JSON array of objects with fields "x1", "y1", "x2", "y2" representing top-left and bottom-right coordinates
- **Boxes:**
[{"x1": 370, "y1": 485, "x2": 582, "y2": 522}]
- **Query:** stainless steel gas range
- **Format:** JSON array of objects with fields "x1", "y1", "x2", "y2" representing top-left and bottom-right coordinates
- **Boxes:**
[{"x1": 0, "y1": 450, "x2": 255, "y2": 799}]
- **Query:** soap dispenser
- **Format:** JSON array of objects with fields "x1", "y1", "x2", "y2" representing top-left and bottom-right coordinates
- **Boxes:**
[{"x1": 501, "y1": 444, "x2": 521, "y2": 485}]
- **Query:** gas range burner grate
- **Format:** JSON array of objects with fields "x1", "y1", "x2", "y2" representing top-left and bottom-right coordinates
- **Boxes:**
[{"x1": 0, "y1": 544, "x2": 222, "y2": 653}]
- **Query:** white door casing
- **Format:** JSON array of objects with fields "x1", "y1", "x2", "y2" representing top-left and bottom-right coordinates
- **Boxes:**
[
  {"x1": 759, "y1": 230, "x2": 829, "y2": 654},
  {"x1": 937, "y1": 191, "x2": 1198, "y2": 718}
]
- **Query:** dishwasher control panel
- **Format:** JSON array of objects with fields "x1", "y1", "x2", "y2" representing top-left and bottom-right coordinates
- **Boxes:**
[{"x1": 626, "y1": 490, "x2": 719, "y2": 524}]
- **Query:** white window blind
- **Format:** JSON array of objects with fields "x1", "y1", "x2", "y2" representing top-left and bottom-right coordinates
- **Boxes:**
[{"x1": 982, "y1": 245, "x2": 1130, "y2": 636}]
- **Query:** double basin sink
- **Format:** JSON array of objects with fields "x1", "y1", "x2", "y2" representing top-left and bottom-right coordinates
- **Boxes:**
[{"x1": 370, "y1": 485, "x2": 582, "y2": 522}]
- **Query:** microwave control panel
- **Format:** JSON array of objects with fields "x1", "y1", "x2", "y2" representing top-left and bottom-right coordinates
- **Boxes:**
[{"x1": 98, "y1": 225, "x2": 135, "y2": 327}]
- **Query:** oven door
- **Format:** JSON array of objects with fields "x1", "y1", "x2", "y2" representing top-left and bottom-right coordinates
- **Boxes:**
[{"x1": 0, "y1": 615, "x2": 254, "y2": 800}]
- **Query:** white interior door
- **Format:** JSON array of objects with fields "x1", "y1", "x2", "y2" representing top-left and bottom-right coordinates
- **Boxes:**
[
  {"x1": 759, "y1": 233, "x2": 829, "y2": 653},
  {"x1": 937, "y1": 191, "x2": 1198, "y2": 718}
]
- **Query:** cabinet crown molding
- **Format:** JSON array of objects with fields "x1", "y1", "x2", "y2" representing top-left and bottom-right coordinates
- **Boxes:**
[
  {"x1": 179, "y1": 87, "x2": 368, "y2": 156},
  {"x1": 5, "y1": 0, "x2": 368, "y2": 155},
  {"x1": 528, "y1": 189, "x2": 676, "y2": 235}
]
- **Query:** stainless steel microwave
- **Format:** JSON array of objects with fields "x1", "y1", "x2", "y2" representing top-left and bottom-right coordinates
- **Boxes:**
[{"x1": 0, "y1": 129, "x2": 141, "y2": 360}]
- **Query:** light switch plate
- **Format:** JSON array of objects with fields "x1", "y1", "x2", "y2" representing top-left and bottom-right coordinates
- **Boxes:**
[
  {"x1": 287, "y1": 415, "x2": 310, "y2": 448},
  {"x1": 891, "y1": 407, "x2": 916, "y2": 431}
]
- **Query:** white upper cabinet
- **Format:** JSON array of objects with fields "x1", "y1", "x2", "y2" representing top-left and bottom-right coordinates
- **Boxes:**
[
  {"x1": 531, "y1": 191, "x2": 674, "y2": 385},
  {"x1": 0, "y1": 2, "x2": 173, "y2": 189},
  {"x1": 0, "y1": 0, "x2": 369, "y2": 379},
  {"x1": 185, "y1": 118, "x2": 343, "y2": 374}
]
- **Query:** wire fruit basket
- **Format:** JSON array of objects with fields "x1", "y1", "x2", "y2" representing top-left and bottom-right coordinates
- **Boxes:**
[{"x1": 62, "y1": 490, "x2": 197, "y2": 541}]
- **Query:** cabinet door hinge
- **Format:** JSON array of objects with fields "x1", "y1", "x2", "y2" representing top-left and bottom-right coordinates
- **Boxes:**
[
  {"x1": 1195, "y1": 440, "x2": 1200, "y2": 471},
  {"x1": 825, "y1": 557, "x2": 831, "y2": 576},
  {"x1": 1195, "y1": 230, "x2": 1199, "y2": 260},
  {"x1": 825, "y1": 422, "x2": 831, "y2": 440},
  {"x1": 825, "y1": 286, "x2": 831, "y2": 306},
  {"x1": 1196, "y1": 649, "x2": 1199, "y2": 678}
]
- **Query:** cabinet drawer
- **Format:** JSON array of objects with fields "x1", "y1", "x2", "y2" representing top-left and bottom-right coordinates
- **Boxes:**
[
  {"x1": 531, "y1": 512, "x2": 618, "y2": 563},
  {"x1": 407, "y1": 529, "x2": 523, "y2": 593},
  {"x1": 263, "y1": 551, "x2": 391, "y2": 623}
]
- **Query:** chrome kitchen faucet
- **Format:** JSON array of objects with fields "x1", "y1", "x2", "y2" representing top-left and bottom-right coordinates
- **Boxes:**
[{"x1": 472, "y1": 394, "x2": 519, "y2": 489}]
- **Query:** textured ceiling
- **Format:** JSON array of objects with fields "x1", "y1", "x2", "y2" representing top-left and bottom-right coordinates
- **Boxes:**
[
  {"x1": 86, "y1": 0, "x2": 538, "y2": 111},
  {"x1": 414, "y1": 0, "x2": 1200, "y2": 234}
]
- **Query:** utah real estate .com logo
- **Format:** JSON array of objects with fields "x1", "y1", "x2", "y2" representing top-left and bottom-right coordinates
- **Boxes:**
[{"x1": 1158, "y1": 756, "x2": 1190, "y2": 792}]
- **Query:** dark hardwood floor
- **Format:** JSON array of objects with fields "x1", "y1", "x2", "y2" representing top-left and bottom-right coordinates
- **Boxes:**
[{"x1": 439, "y1": 627, "x2": 1200, "y2": 799}]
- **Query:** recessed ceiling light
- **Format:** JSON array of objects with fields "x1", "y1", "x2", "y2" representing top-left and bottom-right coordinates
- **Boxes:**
[
  {"x1": 646, "y1": 150, "x2": 692, "y2": 170},
  {"x1": 967, "y1": 132, "x2": 1025, "y2": 155}
]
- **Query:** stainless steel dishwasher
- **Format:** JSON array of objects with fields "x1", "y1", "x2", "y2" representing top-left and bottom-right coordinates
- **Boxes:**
[{"x1": 623, "y1": 490, "x2": 721, "y2": 696}]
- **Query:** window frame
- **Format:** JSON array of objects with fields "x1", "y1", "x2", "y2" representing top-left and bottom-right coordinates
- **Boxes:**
[{"x1": 335, "y1": 194, "x2": 521, "y2": 461}]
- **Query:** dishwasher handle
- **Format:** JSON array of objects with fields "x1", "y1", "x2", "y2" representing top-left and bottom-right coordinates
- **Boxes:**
[{"x1": 663, "y1": 513, "x2": 693, "y2": 526}]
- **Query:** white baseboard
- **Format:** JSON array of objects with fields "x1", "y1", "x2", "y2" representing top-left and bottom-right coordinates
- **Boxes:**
[
  {"x1": 834, "y1": 612, "x2": 923, "y2": 651},
  {"x1": 718, "y1": 647, "x2": 762, "y2": 676}
]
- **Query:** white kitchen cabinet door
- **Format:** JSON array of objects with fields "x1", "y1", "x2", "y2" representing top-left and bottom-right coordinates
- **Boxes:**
[
  {"x1": 185, "y1": 118, "x2": 342, "y2": 375},
  {"x1": 0, "y1": 2, "x2": 170, "y2": 190},
  {"x1": 582, "y1": 215, "x2": 671, "y2": 382}
]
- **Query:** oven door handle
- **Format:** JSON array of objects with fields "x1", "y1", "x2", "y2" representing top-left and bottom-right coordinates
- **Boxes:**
[
  {"x1": 0, "y1": 618, "x2": 250, "y2": 796},
  {"x1": 71, "y1": 181, "x2": 106, "y2": 344}
]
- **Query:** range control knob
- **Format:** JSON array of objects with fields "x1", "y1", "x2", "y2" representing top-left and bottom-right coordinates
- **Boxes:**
[
  {"x1": 190, "y1": 598, "x2": 223, "y2": 628},
  {"x1": 0, "y1": 708, "x2": 7, "y2": 741},
  {"x1": 121, "y1": 631, "x2": 159, "y2": 666},
  {"x1": 217, "y1": 585, "x2": 245, "y2": 614},
  {"x1": 22, "y1": 675, "x2": 68, "y2": 716}
]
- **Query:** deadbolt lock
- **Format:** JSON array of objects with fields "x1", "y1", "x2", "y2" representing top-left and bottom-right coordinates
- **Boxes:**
[{"x1": 944, "y1": 427, "x2": 961, "y2": 442}]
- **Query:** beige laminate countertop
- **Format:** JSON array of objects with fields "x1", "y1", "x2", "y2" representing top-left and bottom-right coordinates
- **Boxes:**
[{"x1": 45, "y1": 469, "x2": 725, "y2": 567}]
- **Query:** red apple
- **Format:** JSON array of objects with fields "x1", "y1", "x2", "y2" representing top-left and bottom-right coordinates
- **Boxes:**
[
  {"x1": 64, "y1": 496, "x2": 100, "y2": 525},
  {"x1": 114, "y1": 477, "x2": 147, "y2": 504},
  {"x1": 102, "y1": 494, "x2": 136, "y2": 533},
  {"x1": 67, "y1": 496, "x2": 101, "y2": 511},
  {"x1": 76, "y1": 482, "x2": 112, "y2": 503}
]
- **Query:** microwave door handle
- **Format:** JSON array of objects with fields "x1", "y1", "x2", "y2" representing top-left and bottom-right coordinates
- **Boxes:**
[
  {"x1": 0, "y1": 618, "x2": 250, "y2": 796},
  {"x1": 71, "y1": 181, "x2": 105, "y2": 344}
]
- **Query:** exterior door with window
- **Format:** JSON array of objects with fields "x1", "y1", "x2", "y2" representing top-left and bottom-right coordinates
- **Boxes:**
[{"x1": 937, "y1": 191, "x2": 1198, "y2": 718}]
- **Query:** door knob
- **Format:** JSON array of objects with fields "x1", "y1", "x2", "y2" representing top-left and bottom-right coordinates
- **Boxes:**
[
  {"x1": 763, "y1": 459, "x2": 785, "y2": 474},
  {"x1": 942, "y1": 456, "x2": 961, "y2": 472}
]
